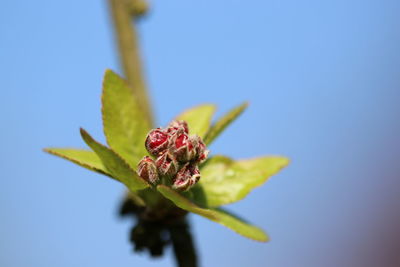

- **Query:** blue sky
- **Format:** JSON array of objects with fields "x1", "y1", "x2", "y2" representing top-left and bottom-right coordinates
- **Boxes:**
[{"x1": 1, "y1": 0, "x2": 400, "y2": 266}]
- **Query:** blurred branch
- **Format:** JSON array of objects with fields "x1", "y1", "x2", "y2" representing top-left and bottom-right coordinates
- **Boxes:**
[
  {"x1": 120, "y1": 195, "x2": 198, "y2": 267},
  {"x1": 108, "y1": 0, "x2": 154, "y2": 126},
  {"x1": 169, "y1": 218, "x2": 198, "y2": 267}
]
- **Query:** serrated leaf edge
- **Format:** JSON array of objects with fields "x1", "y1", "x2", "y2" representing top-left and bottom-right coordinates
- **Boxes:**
[
  {"x1": 157, "y1": 185, "x2": 217, "y2": 220},
  {"x1": 212, "y1": 208, "x2": 269, "y2": 242},
  {"x1": 157, "y1": 185, "x2": 269, "y2": 242},
  {"x1": 198, "y1": 155, "x2": 290, "y2": 207},
  {"x1": 100, "y1": 69, "x2": 148, "y2": 169},
  {"x1": 232, "y1": 156, "x2": 290, "y2": 201},
  {"x1": 204, "y1": 101, "x2": 248, "y2": 145},
  {"x1": 43, "y1": 148, "x2": 112, "y2": 177},
  {"x1": 80, "y1": 128, "x2": 150, "y2": 189}
]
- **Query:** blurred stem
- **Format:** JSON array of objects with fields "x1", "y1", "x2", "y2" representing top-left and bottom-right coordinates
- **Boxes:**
[
  {"x1": 169, "y1": 218, "x2": 198, "y2": 267},
  {"x1": 109, "y1": 0, "x2": 154, "y2": 127}
]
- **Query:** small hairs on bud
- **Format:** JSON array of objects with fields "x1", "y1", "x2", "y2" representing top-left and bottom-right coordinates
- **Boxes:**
[
  {"x1": 155, "y1": 151, "x2": 179, "y2": 177},
  {"x1": 170, "y1": 132, "x2": 198, "y2": 162},
  {"x1": 196, "y1": 138, "x2": 209, "y2": 164},
  {"x1": 172, "y1": 163, "x2": 201, "y2": 191},
  {"x1": 137, "y1": 156, "x2": 159, "y2": 184},
  {"x1": 145, "y1": 128, "x2": 169, "y2": 156},
  {"x1": 140, "y1": 120, "x2": 209, "y2": 190},
  {"x1": 167, "y1": 120, "x2": 189, "y2": 134}
]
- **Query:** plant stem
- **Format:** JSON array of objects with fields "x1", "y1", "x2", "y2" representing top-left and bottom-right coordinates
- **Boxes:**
[
  {"x1": 110, "y1": 2, "x2": 198, "y2": 266},
  {"x1": 169, "y1": 218, "x2": 198, "y2": 267},
  {"x1": 108, "y1": 0, "x2": 154, "y2": 127}
]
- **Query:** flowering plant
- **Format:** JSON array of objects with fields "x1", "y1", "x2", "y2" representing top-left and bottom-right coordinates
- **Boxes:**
[{"x1": 45, "y1": 70, "x2": 288, "y2": 251}]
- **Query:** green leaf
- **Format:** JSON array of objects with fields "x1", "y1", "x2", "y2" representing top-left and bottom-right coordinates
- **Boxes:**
[
  {"x1": 192, "y1": 155, "x2": 289, "y2": 207},
  {"x1": 80, "y1": 128, "x2": 149, "y2": 191},
  {"x1": 204, "y1": 102, "x2": 248, "y2": 145},
  {"x1": 44, "y1": 148, "x2": 111, "y2": 176},
  {"x1": 102, "y1": 69, "x2": 151, "y2": 168},
  {"x1": 212, "y1": 208, "x2": 269, "y2": 242},
  {"x1": 175, "y1": 104, "x2": 216, "y2": 138},
  {"x1": 157, "y1": 185, "x2": 217, "y2": 220},
  {"x1": 157, "y1": 185, "x2": 268, "y2": 242}
]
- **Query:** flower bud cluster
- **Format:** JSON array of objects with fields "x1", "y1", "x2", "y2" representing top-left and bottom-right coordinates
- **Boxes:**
[{"x1": 137, "y1": 120, "x2": 209, "y2": 191}]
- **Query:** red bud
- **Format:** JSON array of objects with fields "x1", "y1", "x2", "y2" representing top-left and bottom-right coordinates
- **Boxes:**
[
  {"x1": 155, "y1": 151, "x2": 179, "y2": 177},
  {"x1": 167, "y1": 120, "x2": 189, "y2": 134},
  {"x1": 196, "y1": 138, "x2": 209, "y2": 164},
  {"x1": 145, "y1": 128, "x2": 169, "y2": 156},
  {"x1": 141, "y1": 120, "x2": 209, "y2": 190},
  {"x1": 172, "y1": 163, "x2": 201, "y2": 191},
  {"x1": 137, "y1": 156, "x2": 159, "y2": 184},
  {"x1": 171, "y1": 133, "x2": 198, "y2": 162}
]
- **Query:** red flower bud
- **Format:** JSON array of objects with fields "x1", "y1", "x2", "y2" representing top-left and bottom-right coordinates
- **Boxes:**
[
  {"x1": 140, "y1": 120, "x2": 208, "y2": 189},
  {"x1": 145, "y1": 128, "x2": 169, "y2": 156},
  {"x1": 188, "y1": 164, "x2": 201, "y2": 185},
  {"x1": 137, "y1": 156, "x2": 159, "y2": 184},
  {"x1": 172, "y1": 163, "x2": 201, "y2": 191},
  {"x1": 171, "y1": 132, "x2": 198, "y2": 162},
  {"x1": 155, "y1": 151, "x2": 179, "y2": 177},
  {"x1": 172, "y1": 176, "x2": 191, "y2": 191},
  {"x1": 196, "y1": 138, "x2": 209, "y2": 164},
  {"x1": 167, "y1": 120, "x2": 189, "y2": 134}
]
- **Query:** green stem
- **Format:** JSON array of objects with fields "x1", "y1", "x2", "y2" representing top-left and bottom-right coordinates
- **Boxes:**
[{"x1": 108, "y1": 0, "x2": 154, "y2": 127}]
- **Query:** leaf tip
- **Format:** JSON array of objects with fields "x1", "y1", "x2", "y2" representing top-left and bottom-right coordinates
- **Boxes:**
[
  {"x1": 79, "y1": 128, "x2": 93, "y2": 145},
  {"x1": 43, "y1": 147, "x2": 56, "y2": 156},
  {"x1": 102, "y1": 69, "x2": 123, "y2": 90},
  {"x1": 43, "y1": 147, "x2": 62, "y2": 156},
  {"x1": 255, "y1": 228, "x2": 270, "y2": 242},
  {"x1": 258, "y1": 233, "x2": 270, "y2": 243},
  {"x1": 104, "y1": 68, "x2": 116, "y2": 77},
  {"x1": 279, "y1": 156, "x2": 290, "y2": 169},
  {"x1": 209, "y1": 103, "x2": 218, "y2": 113},
  {"x1": 79, "y1": 127, "x2": 86, "y2": 136}
]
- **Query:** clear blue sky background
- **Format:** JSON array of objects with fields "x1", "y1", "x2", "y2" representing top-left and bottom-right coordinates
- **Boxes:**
[{"x1": 1, "y1": 0, "x2": 400, "y2": 266}]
